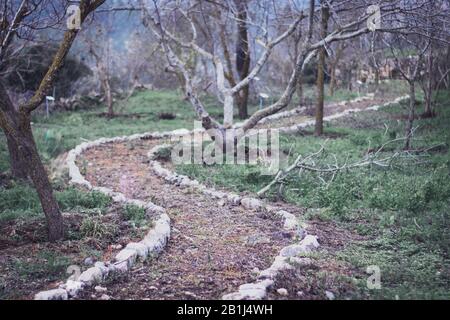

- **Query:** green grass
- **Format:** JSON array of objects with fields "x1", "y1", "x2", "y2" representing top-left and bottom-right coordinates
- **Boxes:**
[
  {"x1": 1, "y1": 86, "x2": 448, "y2": 299},
  {"x1": 13, "y1": 249, "x2": 72, "y2": 281},
  {"x1": 123, "y1": 204, "x2": 147, "y2": 227},
  {"x1": 0, "y1": 183, "x2": 111, "y2": 222},
  {"x1": 176, "y1": 90, "x2": 450, "y2": 299}
]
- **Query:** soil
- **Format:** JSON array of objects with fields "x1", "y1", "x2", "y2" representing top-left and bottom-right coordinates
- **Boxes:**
[
  {"x1": 0, "y1": 204, "x2": 149, "y2": 300},
  {"x1": 77, "y1": 139, "x2": 295, "y2": 300}
]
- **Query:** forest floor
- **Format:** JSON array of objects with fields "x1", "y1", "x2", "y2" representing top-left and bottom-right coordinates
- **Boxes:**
[{"x1": 1, "y1": 82, "x2": 449, "y2": 300}]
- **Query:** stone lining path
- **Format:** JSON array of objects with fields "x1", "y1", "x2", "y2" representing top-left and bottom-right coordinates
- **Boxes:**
[
  {"x1": 77, "y1": 140, "x2": 298, "y2": 299},
  {"x1": 34, "y1": 94, "x2": 407, "y2": 300}
]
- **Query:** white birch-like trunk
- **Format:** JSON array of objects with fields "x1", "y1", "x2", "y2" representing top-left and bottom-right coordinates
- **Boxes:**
[{"x1": 223, "y1": 93, "x2": 234, "y2": 128}]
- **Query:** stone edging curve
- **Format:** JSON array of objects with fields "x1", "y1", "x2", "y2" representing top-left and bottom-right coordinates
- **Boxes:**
[
  {"x1": 148, "y1": 145, "x2": 320, "y2": 300},
  {"x1": 257, "y1": 93, "x2": 375, "y2": 125},
  {"x1": 34, "y1": 129, "x2": 193, "y2": 300},
  {"x1": 34, "y1": 95, "x2": 408, "y2": 300}
]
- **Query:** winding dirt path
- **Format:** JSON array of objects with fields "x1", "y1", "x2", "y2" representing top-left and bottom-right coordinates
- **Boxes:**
[
  {"x1": 78, "y1": 139, "x2": 297, "y2": 299},
  {"x1": 72, "y1": 95, "x2": 402, "y2": 300}
]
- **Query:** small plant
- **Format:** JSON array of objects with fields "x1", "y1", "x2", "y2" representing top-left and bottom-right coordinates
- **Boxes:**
[
  {"x1": 123, "y1": 204, "x2": 147, "y2": 225},
  {"x1": 80, "y1": 216, "x2": 118, "y2": 239},
  {"x1": 14, "y1": 250, "x2": 71, "y2": 280},
  {"x1": 153, "y1": 146, "x2": 172, "y2": 162},
  {"x1": 56, "y1": 188, "x2": 111, "y2": 213}
]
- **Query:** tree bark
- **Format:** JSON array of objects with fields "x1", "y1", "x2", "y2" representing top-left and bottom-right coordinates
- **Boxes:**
[
  {"x1": 329, "y1": 65, "x2": 337, "y2": 97},
  {"x1": 103, "y1": 77, "x2": 113, "y2": 117},
  {"x1": 404, "y1": 81, "x2": 416, "y2": 150},
  {"x1": 423, "y1": 47, "x2": 434, "y2": 117},
  {"x1": 21, "y1": 120, "x2": 64, "y2": 241},
  {"x1": 0, "y1": 86, "x2": 29, "y2": 179},
  {"x1": 297, "y1": 79, "x2": 304, "y2": 105},
  {"x1": 315, "y1": 3, "x2": 329, "y2": 136},
  {"x1": 235, "y1": 0, "x2": 251, "y2": 120},
  {"x1": 5, "y1": 131, "x2": 28, "y2": 179},
  {"x1": 0, "y1": 83, "x2": 64, "y2": 241}
]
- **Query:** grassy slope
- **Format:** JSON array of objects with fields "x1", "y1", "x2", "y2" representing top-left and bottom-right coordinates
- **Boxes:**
[{"x1": 177, "y1": 91, "x2": 450, "y2": 299}]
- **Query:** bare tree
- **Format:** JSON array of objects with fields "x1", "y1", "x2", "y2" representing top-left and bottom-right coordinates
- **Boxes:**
[
  {"x1": 85, "y1": 25, "x2": 115, "y2": 117},
  {"x1": 384, "y1": 35, "x2": 429, "y2": 149},
  {"x1": 131, "y1": 0, "x2": 448, "y2": 149},
  {"x1": 315, "y1": 0, "x2": 330, "y2": 136},
  {"x1": 0, "y1": 0, "x2": 105, "y2": 241}
]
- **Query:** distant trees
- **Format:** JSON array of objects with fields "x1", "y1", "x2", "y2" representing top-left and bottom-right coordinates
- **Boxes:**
[
  {"x1": 84, "y1": 25, "x2": 115, "y2": 117},
  {"x1": 381, "y1": 0, "x2": 449, "y2": 149},
  {"x1": 140, "y1": 0, "x2": 405, "y2": 145},
  {"x1": 4, "y1": 44, "x2": 91, "y2": 98},
  {"x1": 0, "y1": 0, "x2": 105, "y2": 241}
]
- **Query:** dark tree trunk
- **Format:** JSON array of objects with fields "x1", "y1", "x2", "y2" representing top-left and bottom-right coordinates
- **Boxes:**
[
  {"x1": 235, "y1": 0, "x2": 250, "y2": 119},
  {"x1": 315, "y1": 2, "x2": 329, "y2": 136},
  {"x1": 0, "y1": 87, "x2": 29, "y2": 180},
  {"x1": 404, "y1": 82, "x2": 416, "y2": 150},
  {"x1": 0, "y1": 83, "x2": 64, "y2": 241},
  {"x1": 423, "y1": 47, "x2": 434, "y2": 117},
  {"x1": 5, "y1": 131, "x2": 28, "y2": 179}
]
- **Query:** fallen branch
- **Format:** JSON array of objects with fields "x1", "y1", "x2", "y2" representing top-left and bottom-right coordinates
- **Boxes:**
[{"x1": 257, "y1": 131, "x2": 435, "y2": 197}]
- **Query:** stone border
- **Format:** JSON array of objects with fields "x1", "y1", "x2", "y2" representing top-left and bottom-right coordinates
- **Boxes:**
[
  {"x1": 34, "y1": 129, "x2": 193, "y2": 300},
  {"x1": 145, "y1": 95, "x2": 409, "y2": 300},
  {"x1": 148, "y1": 145, "x2": 317, "y2": 300},
  {"x1": 257, "y1": 93, "x2": 375, "y2": 125},
  {"x1": 34, "y1": 95, "x2": 408, "y2": 300},
  {"x1": 279, "y1": 95, "x2": 409, "y2": 134}
]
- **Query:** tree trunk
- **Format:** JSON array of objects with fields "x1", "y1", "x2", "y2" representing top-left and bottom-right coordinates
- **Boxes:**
[
  {"x1": 223, "y1": 94, "x2": 234, "y2": 128},
  {"x1": 104, "y1": 78, "x2": 113, "y2": 117},
  {"x1": 423, "y1": 48, "x2": 434, "y2": 117},
  {"x1": 374, "y1": 68, "x2": 380, "y2": 92},
  {"x1": 5, "y1": 131, "x2": 28, "y2": 179},
  {"x1": 329, "y1": 63, "x2": 337, "y2": 96},
  {"x1": 0, "y1": 86, "x2": 29, "y2": 180},
  {"x1": 237, "y1": 86, "x2": 249, "y2": 119},
  {"x1": 297, "y1": 78, "x2": 304, "y2": 105},
  {"x1": 23, "y1": 124, "x2": 64, "y2": 241},
  {"x1": 315, "y1": 3, "x2": 329, "y2": 136},
  {"x1": 404, "y1": 82, "x2": 416, "y2": 150},
  {"x1": 0, "y1": 83, "x2": 64, "y2": 241},
  {"x1": 235, "y1": 0, "x2": 251, "y2": 120}
]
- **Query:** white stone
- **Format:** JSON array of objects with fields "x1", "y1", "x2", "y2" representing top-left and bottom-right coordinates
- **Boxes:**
[
  {"x1": 277, "y1": 288, "x2": 288, "y2": 296},
  {"x1": 94, "y1": 261, "x2": 109, "y2": 277},
  {"x1": 258, "y1": 256, "x2": 293, "y2": 280},
  {"x1": 34, "y1": 288, "x2": 68, "y2": 300},
  {"x1": 222, "y1": 292, "x2": 245, "y2": 300},
  {"x1": 95, "y1": 286, "x2": 108, "y2": 293},
  {"x1": 114, "y1": 248, "x2": 137, "y2": 267},
  {"x1": 78, "y1": 267, "x2": 103, "y2": 285},
  {"x1": 301, "y1": 235, "x2": 320, "y2": 250},
  {"x1": 84, "y1": 257, "x2": 94, "y2": 266},
  {"x1": 100, "y1": 294, "x2": 111, "y2": 300},
  {"x1": 112, "y1": 260, "x2": 129, "y2": 273},
  {"x1": 126, "y1": 242, "x2": 149, "y2": 260},
  {"x1": 241, "y1": 198, "x2": 263, "y2": 210},
  {"x1": 280, "y1": 235, "x2": 319, "y2": 257},
  {"x1": 65, "y1": 280, "x2": 84, "y2": 297},
  {"x1": 325, "y1": 290, "x2": 335, "y2": 300}
]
